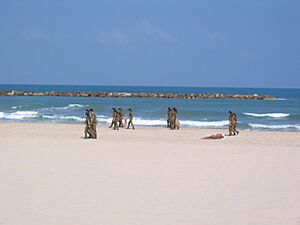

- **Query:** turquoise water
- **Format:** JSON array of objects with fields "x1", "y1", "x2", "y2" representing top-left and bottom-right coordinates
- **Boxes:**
[{"x1": 0, "y1": 84, "x2": 299, "y2": 131}]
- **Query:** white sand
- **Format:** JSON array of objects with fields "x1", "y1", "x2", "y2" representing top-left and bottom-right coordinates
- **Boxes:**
[{"x1": 0, "y1": 123, "x2": 300, "y2": 225}]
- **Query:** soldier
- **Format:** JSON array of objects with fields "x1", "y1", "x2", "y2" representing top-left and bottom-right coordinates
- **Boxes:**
[
  {"x1": 232, "y1": 112, "x2": 239, "y2": 135},
  {"x1": 228, "y1": 111, "x2": 234, "y2": 136},
  {"x1": 172, "y1": 107, "x2": 180, "y2": 130},
  {"x1": 113, "y1": 108, "x2": 119, "y2": 130},
  {"x1": 118, "y1": 108, "x2": 124, "y2": 127},
  {"x1": 126, "y1": 108, "x2": 135, "y2": 129},
  {"x1": 109, "y1": 108, "x2": 116, "y2": 128},
  {"x1": 84, "y1": 109, "x2": 92, "y2": 139},
  {"x1": 90, "y1": 109, "x2": 97, "y2": 139},
  {"x1": 169, "y1": 108, "x2": 176, "y2": 130},
  {"x1": 173, "y1": 108, "x2": 180, "y2": 130},
  {"x1": 167, "y1": 107, "x2": 172, "y2": 127}
]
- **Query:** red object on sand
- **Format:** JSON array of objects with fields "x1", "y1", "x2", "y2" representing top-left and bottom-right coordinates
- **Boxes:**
[{"x1": 203, "y1": 134, "x2": 225, "y2": 140}]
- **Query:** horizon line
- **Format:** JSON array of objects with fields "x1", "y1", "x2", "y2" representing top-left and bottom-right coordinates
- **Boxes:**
[{"x1": 0, "y1": 83, "x2": 300, "y2": 90}]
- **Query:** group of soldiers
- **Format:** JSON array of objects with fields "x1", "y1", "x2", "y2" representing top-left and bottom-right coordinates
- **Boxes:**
[
  {"x1": 108, "y1": 107, "x2": 135, "y2": 130},
  {"x1": 167, "y1": 107, "x2": 180, "y2": 130},
  {"x1": 228, "y1": 111, "x2": 239, "y2": 136},
  {"x1": 84, "y1": 107, "x2": 240, "y2": 138},
  {"x1": 84, "y1": 109, "x2": 97, "y2": 139}
]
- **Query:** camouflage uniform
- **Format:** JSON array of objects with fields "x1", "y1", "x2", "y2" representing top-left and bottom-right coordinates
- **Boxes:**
[
  {"x1": 169, "y1": 109, "x2": 176, "y2": 130},
  {"x1": 109, "y1": 108, "x2": 116, "y2": 128},
  {"x1": 228, "y1": 111, "x2": 234, "y2": 136},
  {"x1": 172, "y1": 108, "x2": 179, "y2": 130},
  {"x1": 118, "y1": 108, "x2": 124, "y2": 127},
  {"x1": 232, "y1": 113, "x2": 239, "y2": 135},
  {"x1": 90, "y1": 110, "x2": 97, "y2": 139},
  {"x1": 113, "y1": 109, "x2": 119, "y2": 130},
  {"x1": 84, "y1": 110, "x2": 92, "y2": 138},
  {"x1": 127, "y1": 109, "x2": 135, "y2": 129},
  {"x1": 167, "y1": 107, "x2": 172, "y2": 128}
]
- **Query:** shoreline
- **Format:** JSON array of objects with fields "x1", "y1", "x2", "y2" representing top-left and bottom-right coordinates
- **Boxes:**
[
  {"x1": 0, "y1": 121, "x2": 299, "y2": 132},
  {"x1": 0, "y1": 122, "x2": 300, "y2": 147}
]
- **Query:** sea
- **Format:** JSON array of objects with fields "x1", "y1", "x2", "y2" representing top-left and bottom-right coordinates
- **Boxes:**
[{"x1": 0, "y1": 84, "x2": 300, "y2": 131}]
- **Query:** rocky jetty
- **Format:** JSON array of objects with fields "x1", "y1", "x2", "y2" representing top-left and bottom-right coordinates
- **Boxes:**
[{"x1": 0, "y1": 90, "x2": 277, "y2": 100}]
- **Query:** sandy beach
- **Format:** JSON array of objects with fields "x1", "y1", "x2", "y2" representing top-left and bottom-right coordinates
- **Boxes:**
[{"x1": 0, "y1": 122, "x2": 299, "y2": 225}]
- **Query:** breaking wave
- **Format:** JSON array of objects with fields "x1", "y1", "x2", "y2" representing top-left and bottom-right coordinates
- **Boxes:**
[
  {"x1": 42, "y1": 115, "x2": 85, "y2": 122},
  {"x1": 180, "y1": 120, "x2": 228, "y2": 127},
  {"x1": 97, "y1": 117, "x2": 228, "y2": 127},
  {"x1": 244, "y1": 112, "x2": 290, "y2": 118},
  {"x1": 0, "y1": 111, "x2": 39, "y2": 120},
  {"x1": 49, "y1": 104, "x2": 85, "y2": 110},
  {"x1": 67, "y1": 104, "x2": 84, "y2": 108},
  {"x1": 0, "y1": 111, "x2": 230, "y2": 128},
  {"x1": 249, "y1": 123, "x2": 300, "y2": 130}
]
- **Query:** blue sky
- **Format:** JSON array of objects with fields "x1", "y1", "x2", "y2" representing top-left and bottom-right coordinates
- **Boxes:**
[{"x1": 0, "y1": 0, "x2": 299, "y2": 88}]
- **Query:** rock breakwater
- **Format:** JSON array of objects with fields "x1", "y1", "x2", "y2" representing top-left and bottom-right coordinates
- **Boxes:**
[{"x1": 0, "y1": 90, "x2": 277, "y2": 100}]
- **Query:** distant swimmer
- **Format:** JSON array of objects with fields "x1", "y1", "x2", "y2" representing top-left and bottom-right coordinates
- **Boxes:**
[
  {"x1": 84, "y1": 109, "x2": 92, "y2": 139},
  {"x1": 90, "y1": 109, "x2": 97, "y2": 139},
  {"x1": 126, "y1": 108, "x2": 135, "y2": 129}
]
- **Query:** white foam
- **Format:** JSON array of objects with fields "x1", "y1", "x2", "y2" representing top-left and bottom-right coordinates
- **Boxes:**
[
  {"x1": 249, "y1": 123, "x2": 300, "y2": 130},
  {"x1": 133, "y1": 117, "x2": 167, "y2": 126},
  {"x1": 180, "y1": 120, "x2": 229, "y2": 127},
  {"x1": 42, "y1": 115, "x2": 85, "y2": 122},
  {"x1": 97, "y1": 117, "x2": 113, "y2": 123},
  {"x1": 49, "y1": 104, "x2": 85, "y2": 110},
  {"x1": 96, "y1": 116, "x2": 228, "y2": 127},
  {"x1": 244, "y1": 112, "x2": 290, "y2": 118},
  {"x1": 60, "y1": 116, "x2": 85, "y2": 122},
  {"x1": 0, "y1": 111, "x2": 39, "y2": 120},
  {"x1": 67, "y1": 104, "x2": 84, "y2": 108},
  {"x1": 94, "y1": 116, "x2": 166, "y2": 126}
]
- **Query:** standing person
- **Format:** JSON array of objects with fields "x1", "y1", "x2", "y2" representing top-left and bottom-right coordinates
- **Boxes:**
[
  {"x1": 123, "y1": 113, "x2": 127, "y2": 128},
  {"x1": 90, "y1": 109, "x2": 97, "y2": 139},
  {"x1": 109, "y1": 108, "x2": 116, "y2": 128},
  {"x1": 84, "y1": 109, "x2": 92, "y2": 139},
  {"x1": 118, "y1": 108, "x2": 124, "y2": 127},
  {"x1": 172, "y1": 107, "x2": 180, "y2": 130},
  {"x1": 167, "y1": 107, "x2": 172, "y2": 128},
  {"x1": 228, "y1": 111, "x2": 234, "y2": 136},
  {"x1": 126, "y1": 108, "x2": 135, "y2": 130},
  {"x1": 173, "y1": 108, "x2": 180, "y2": 130},
  {"x1": 169, "y1": 108, "x2": 176, "y2": 130},
  {"x1": 232, "y1": 112, "x2": 239, "y2": 135},
  {"x1": 113, "y1": 108, "x2": 119, "y2": 130}
]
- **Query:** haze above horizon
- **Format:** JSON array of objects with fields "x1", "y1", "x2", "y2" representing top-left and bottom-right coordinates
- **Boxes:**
[{"x1": 0, "y1": 0, "x2": 299, "y2": 88}]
